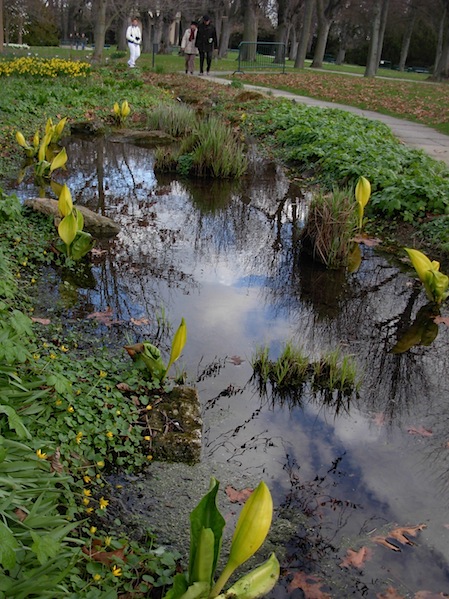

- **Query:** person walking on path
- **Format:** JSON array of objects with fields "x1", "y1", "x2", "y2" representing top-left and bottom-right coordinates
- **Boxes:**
[
  {"x1": 195, "y1": 15, "x2": 218, "y2": 75},
  {"x1": 126, "y1": 17, "x2": 142, "y2": 68},
  {"x1": 181, "y1": 21, "x2": 198, "y2": 74}
]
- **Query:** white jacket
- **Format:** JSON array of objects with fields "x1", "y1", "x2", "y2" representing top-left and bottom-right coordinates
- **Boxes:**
[
  {"x1": 181, "y1": 28, "x2": 198, "y2": 55},
  {"x1": 126, "y1": 25, "x2": 141, "y2": 45}
]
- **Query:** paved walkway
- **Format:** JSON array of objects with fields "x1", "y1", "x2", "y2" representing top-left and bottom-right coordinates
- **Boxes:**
[{"x1": 206, "y1": 74, "x2": 449, "y2": 167}]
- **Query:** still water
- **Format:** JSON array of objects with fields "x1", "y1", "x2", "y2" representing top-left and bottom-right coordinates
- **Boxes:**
[{"x1": 11, "y1": 136, "x2": 449, "y2": 596}]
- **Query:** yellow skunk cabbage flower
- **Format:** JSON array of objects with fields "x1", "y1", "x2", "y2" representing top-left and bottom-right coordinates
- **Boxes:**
[
  {"x1": 210, "y1": 482, "x2": 273, "y2": 597},
  {"x1": 50, "y1": 147, "x2": 68, "y2": 173},
  {"x1": 355, "y1": 176, "x2": 371, "y2": 230},
  {"x1": 58, "y1": 184, "x2": 73, "y2": 217},
  {"x1": 121, "y1": 100, "x2": 130, "y2": 117},
  {"x1": 54, "y1": 117, "x2": 68, "y2": 141},
  {"x1": 164, "y1": 317, "x2": 187, "y2": 379},
  {"x1": 405, "y1": 248, "x2": 449, "y2": 304},
  {"x1": 58, "y1": 211, "x2": 78, "y2": 247},
  {"x1": 113, "y1": 102, "x2": 120, "y2": 116},
  {"x1": 16, "y1": 131, "x2": 28, "y2": 148}
]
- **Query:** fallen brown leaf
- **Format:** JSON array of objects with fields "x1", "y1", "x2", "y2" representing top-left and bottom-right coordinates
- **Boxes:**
[
  {"x1": 389, "y1": 524, "x2": 426, "y2": 546},
  {"x1": 31, "y1": 317, "x2": 51, "y2": 325},
  {"x1": 373, "y1": 523, "x2": 426, "y2": 552},
  {"x1": 229, "y1": 355, "x2": 244, "y2": 365},
  {"x1": 15, "y1": 508, "x2": 27, "y2": 522},
  {"x1": 287, "y1": 571, "x2": 331, "y2": 598},
  {"x1": 225, "y1": 485, "x2": 253, "y2": 503},
  {"x1": 49, "y1": 446, "x2": 63, "y2": 474},
  {"x1": 407, "y1": 426, "x2": 433, "y2": 437},
  {"x1": 434, "y1": 315, "x2": 449, "y2": 326},
  {"x1": 353, "y1": 234, "x2": 382, "y2": 247},
  {"x1": 339, "y1": 546, "x2": 372, "y2": 569},
  {"x1": 82, "y1": 541, "x2": 126, "y2": 565},
  {"x1": 86, "y1": 307, "x2": 120, "y2": 326}
]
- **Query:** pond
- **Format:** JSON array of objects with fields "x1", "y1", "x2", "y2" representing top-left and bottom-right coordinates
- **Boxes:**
[{"x1": 9, "y1": 136, "x2": 449, "y2": 597}]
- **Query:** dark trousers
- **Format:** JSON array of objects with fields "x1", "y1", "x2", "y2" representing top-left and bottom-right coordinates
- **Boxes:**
[{"x1": 199, "y1": 50, "x2": 213, "y2": 73}]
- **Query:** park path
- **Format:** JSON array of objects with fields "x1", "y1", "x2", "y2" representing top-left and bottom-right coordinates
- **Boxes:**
[{"x1": 206, "y1": 74, "x2": 449, "y2": 167}]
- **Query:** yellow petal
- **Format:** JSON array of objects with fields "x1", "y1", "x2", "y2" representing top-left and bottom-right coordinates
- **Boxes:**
[
  {"x1": 50, "y1": 147, "x2": 68, "y2": 173},
  {"x1": 122, "y1": 100, "x2": 130, "y2": 117},
  {"x1": 16, "y1": 131, "x2": 28, "y2": 148},
  {"x1": 113, "y1": 102, "x2": 120, "y2": 115},
  {"x1": 355, "y1": 176, "x2": 371, "y2": 208},
  {"x1": 405, "y1": 248, "x2": 433, "y2": 284},
  {"x1": 58, "y1": 184, "x2": 73, "y2": 217},
  {"x1": 55, "y1": 117, "x2": 67, "y2": 137},
  {"x1": 58, "y1": 212, "x2": 78, "y2": 246}
]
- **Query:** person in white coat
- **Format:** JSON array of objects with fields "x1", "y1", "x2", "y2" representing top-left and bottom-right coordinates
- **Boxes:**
[
  {"x1": 126, "y1": 17, "x2": 142, "y2": 68},
  {"x1": 181, "y1": 21, "x2": 198, "y2": 75}
]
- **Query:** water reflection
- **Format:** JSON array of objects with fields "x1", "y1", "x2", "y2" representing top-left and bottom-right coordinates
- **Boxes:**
[{"x1": 8, "y1": 135, "x2": 449, "y2": 594}]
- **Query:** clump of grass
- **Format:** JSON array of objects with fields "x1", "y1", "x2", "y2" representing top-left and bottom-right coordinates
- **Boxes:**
[
  {"x1": 300, "y1": 187, "x2": 358, "y2": 268},
  {"x1": 155, "y1": 115, "x2": 248, "y2": 178},
  {"x1": 252, "y1": 342, "x2": 360, "y2": 403},
  {"x1": 146, "y1": 101, "x2": 198, "y2": 137}
]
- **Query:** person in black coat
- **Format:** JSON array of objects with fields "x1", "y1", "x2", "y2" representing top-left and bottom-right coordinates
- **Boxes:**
[{"x1": 195, "y1": 15, "x2": 218, "y2": 75}]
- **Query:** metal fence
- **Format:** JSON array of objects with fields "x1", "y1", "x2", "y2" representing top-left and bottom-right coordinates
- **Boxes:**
[{"x1": 235, "y1": 42, "x2": 286, "y2": 74}]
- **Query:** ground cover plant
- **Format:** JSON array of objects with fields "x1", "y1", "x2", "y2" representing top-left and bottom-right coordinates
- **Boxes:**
[{"x1": 242, "y1": 98, "x2": 449, "y2": 223}]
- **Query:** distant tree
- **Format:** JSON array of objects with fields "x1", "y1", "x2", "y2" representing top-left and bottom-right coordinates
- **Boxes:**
[
  {"x1": 311, "y1": 0, "x2": 345, "y2": 68},
  {"x1": 294, "y1": 0, "x2": 315, "y2": 68},
  {"x1": 0, "y1": 0, "x2": 4, "y2": 52},
  {"x1": 364, "y1": 0, "x2": 390, "y2": 77},
  {"x1": 432, "y1": 0, "x2": 449, "y2": 79}
]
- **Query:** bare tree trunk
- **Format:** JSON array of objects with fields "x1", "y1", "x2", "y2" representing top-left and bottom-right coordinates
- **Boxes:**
[
  {"x1": 310, "y1": 0, "x2": 331, "y2": 68},
  {"x1": 219, "y1": 16, "x2": 231, "y2": 57},
  {"x1": 92, "y1": 0, "x2": 108, "y2": 63},
  {"x1": 336, "y1": 46, "x2": 345, "y2": 64},
  {"x1": 433, "y1": 4, "x2": 449, "y2": 79},
  {"x1": 241, "y1": 0, "x2": 259, "y2": 61},
  {"x1": 399, "y1": 9, "x2": 416, "y2": 71},
  {"x1": 377, "y1": 0, "x2": 389, "y2": 62},
  {"x1": 364, "y1": 0, "x2": 384, "y2": 77},
  {"x1": 294, "y1": 0, "x2": 315, "y2": 68},
  {"x1": 117, "y1": 14, "x2": 127, "y2": 51}
]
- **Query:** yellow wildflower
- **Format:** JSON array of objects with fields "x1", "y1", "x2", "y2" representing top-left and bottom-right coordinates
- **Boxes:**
[
  {"x1": 89, "y1": 526, "x2": 97, "y2": 534},
  {"x1": 96, "y1": 460, "x2": 105, "y2": 468},
  {"x1": 147, "y1": 455, "x2": 153, "y2": 461},
  {"x1": 36, "y1": 449, "x2": 47, "y2": 459},
  {"x1": 55, "y1": 399, "x2": 62, "y2": 406},
  {"x1": 50, "y1": 353, "x2": 57, "y2": 359},
  {"x1": 99, "y1": 497, "x2": 109, "y2": 510},
  {"x1": 61, "y1": 345, "x2": 69, "y2": 352},
  {"x1": 83, "y1": 498, "x2": 90, "y2": 506},
  {"x1": 99, "y1": 370, "x2": 107, "y2": 378},
  {"x1": 106, "y1": 431, "x2": 113, "y2": 439},
  {"x1": 116, "y1": 410, "x2": 121, "y2": 415},
  {"x1": 146, "y1": 405, "x2": 153, "y2": 411},
  {"x1": 112, "y1": 565, "x2": 122, "y2": 577},
  {"x1": 83, "y1": 489, "x2": 92, "y2": 497},
  {"x1": 144, "y1": 435, "x2": 151, "y2": 441},
  {"x1": 93, "y1": 574, "x2": 102, "y2": 582},
  {"x1": 86, "y1": 507, "x2": 94, "y2": 514},
  {"x1": 75, "y1": 432, "x2": 83, "y2": 444},
  {"x1": 83, "y1": 475, "x2": 92, "y2": 483},
  {"x1": 67, "y1": 406, "x2": 74, "y2": 413},
  {"x1": 104, "y1": 536, "x2": 112, "y2": 547}
]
